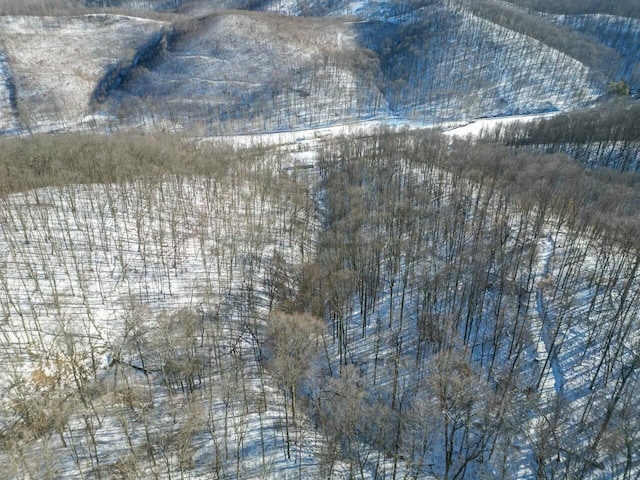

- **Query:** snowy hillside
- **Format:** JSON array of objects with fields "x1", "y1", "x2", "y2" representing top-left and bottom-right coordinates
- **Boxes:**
[
  {"x1": 98, "y1": 11, "x2": 385, "y2": 133},
  {"x1": 545, "y1": 13, "x2": 640, "y2": 89},
  {"x1": 0, "y1": 138, "x2": 325, "y2": 478},
  {"x1": 0, "y1": 0, "x2": 631, "y2": 134},
  {"x1": 1, "y1": 129, "x2": 639, "y2": 479},
  {"x1": 360, "y1": 3, "x2": 603, "y2": 121},
  {"x1": 0, "y1": 14, "x2": 167, "y2": 132}
]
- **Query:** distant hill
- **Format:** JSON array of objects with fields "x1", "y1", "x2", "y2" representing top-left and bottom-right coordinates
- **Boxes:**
[
  {"x1": 0, "y1": 14, "x2": 168, "y2": 132},
  {"x1": 0, "y1": 0, "x2": 637, "y2": 133},
  {"x1": 97, "y1": 11, "x2": 385, "y2": 133},
  {"x1": 503, "y1": 0, "x2": 640, "y2": 18}
]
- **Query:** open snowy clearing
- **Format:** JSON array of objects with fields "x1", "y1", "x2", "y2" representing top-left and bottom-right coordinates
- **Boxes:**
[
  {"x1": 442, "y1": 112, "x2": 561, "y2": 139},
  {"x1": 202, "y1": 109, "x2": 569, "y2": 149}
]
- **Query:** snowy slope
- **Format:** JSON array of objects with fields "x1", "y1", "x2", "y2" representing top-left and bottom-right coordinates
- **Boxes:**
[
  {"x1": 361, "y1": 3, "x2": 603, "y2": 122},
  {"x1": 544, "y1": 13, "x2": 640, "y2": 89},
  {"x1": 0, "y1": 171, "x2": 322, "y2": 478},
  {"x1": 0, "y1": 0, "x2": 619, "y2": 134},
  {"x1": 0, "y1": 124, "x2": 639, "y2": 478},
  {"x1": 0, "y1": 49, "x2": 18, "y2": 133},
  {"x1": 0, "y1": 14, "x2": 167, "y2": 131},
  {"x1": 98, "y1": 11, "x2": 386, "y2": 133},
  {"x1": 314, "y1": 134, "x2": 640, "y2": 479}
]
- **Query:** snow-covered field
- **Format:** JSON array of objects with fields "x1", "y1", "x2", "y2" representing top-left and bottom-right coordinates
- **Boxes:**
[{"x1": 442, "y1": 112, "x2": 560, "y2": 139}]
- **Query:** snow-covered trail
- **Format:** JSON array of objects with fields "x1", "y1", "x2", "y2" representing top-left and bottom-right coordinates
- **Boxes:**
[
  {"x1": 442, "y1": 112, "x2": 561, "y2": 139},
  {"x1": 200, "y1": 117, "x2": 436, "y2": 149},
  {"x1": 515, "y1": 233, "x2": 565, "y2": 479},
  {"x1": 532, "y1": 233, "x2": 566, "y2": 398}
]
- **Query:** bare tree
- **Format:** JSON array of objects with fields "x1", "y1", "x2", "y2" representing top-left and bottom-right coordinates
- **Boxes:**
[{"x1": 265, "y1": 310, "x2": 325, "y2": 460}]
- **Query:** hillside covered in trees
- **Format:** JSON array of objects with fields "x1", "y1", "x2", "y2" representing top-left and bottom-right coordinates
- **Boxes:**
[
  {"x1": 0, "y1": 0, "x2": 639, "y2": 479},
  {"x1": 1, "y1": 0, "x2": 639, "y2": 134},
  {"x1": 0, "y1": 126, "x2": 639, "y2": 479}
]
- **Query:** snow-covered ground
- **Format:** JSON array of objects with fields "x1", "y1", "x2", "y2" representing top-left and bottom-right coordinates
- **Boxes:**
[
  {"x1": 442, "y1": 112, "x2": 561, "y2": 139},
  {"x1": 203, "y1": 116, "x2": 435, "y2": 149},
  {"x1": 0, "y1": 122, "x2": 639, "y2": 477},
  {"x1": 0, "y1": 171, "x2": 321, "y2": 478},
  {"x1": 0, "y1": 14, "x2": 167, "y2": 131},
  {"x1": 212, "y1": 111, "x2": 563, "y2": 148}
]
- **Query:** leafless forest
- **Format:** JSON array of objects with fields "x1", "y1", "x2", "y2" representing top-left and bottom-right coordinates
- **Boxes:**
[
  {"x1": 0, "y1": 0, "x2": 639, "y2": 478},
  {"x1": 0, "y1": 129, "x2": 638, "y2": 478}
]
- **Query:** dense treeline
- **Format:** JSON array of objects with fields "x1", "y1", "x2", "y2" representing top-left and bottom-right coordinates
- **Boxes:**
[
  {"x1": 0, "y1": 132, "x2": 241, "y2": 194},
  {"x1": 487, "y1": 100, "x2": 640, "y2": 172},
  {"x1": 449, "y1": 140, "x2": 640, "y2": 241},
  {"x1": 503, "y1": 0, "x2": 640, "y2": 18}
]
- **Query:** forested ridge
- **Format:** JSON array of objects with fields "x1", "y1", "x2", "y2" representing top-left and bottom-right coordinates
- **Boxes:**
[
  {"x1": 485, "y1": 99, "x2": 640, "y2": 172},
  {"x1": 315, "y1": 131, "x2": 640, "y2": 478},
  {"x1": 503, "y1": 0, "x2": 640, "y2": 18},
  {"x1": 0, "y1": 129, "x2": 638, "y2": 478},
  {"x1": 461, "y1": 0, "x2": 623, "y2": 80}
]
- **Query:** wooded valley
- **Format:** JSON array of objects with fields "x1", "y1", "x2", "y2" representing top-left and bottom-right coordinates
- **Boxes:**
[{"x1": 0, "y1": 0, "x2": 639, "y2": 478}]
